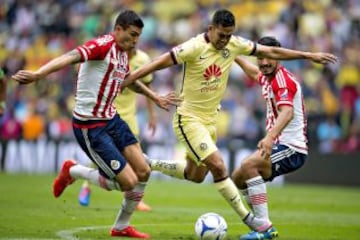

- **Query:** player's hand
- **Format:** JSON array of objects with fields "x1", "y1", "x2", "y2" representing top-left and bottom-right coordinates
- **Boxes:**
[
  {"x1": 155, "y1": 91, "x2": 182, "y2": 111},
  {"x1": 309, "y1": 52, "x2": 338, "y2": 64},
  {"x1": 148, "y1": 115, "x2": 157, "y2": 137},
  {"x1": 257, "y1": 135, "x2": 274, "y2": 158},
  {"x1": 11, "y1": 70, "x2": 41, "y2": 84}
]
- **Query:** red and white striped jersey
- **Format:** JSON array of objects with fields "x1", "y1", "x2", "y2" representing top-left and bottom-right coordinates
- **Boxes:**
[
  {"x1": 73, "y1": 34, "x2": 129, "y2": 120},
  {"x1": 258, "y1": 66, "x2": 308, "y2": 154}
]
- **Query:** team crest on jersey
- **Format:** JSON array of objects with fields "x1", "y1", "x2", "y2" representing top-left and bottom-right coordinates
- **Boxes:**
[
  {"x1": 199, "y1": 143, "x2": 208, "y2": 151},
  {"x1": 110, "y1": 160, "x2": 121, "y2": 170},
  {"x1": 222, "y1": 48, "x2": 230, "y2": 59},
  {"x1": 278, "y1": 89, "x2": 288, "y2": 100}
]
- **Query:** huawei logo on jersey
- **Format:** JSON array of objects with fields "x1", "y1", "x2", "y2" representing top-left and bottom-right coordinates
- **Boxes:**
[{"x1": 203, "y1": 64, "x2": 222, "y2": 80}]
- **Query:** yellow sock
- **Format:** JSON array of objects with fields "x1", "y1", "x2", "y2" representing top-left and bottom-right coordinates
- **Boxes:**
[
  {"x1": 151, "y1": 160, "x2": 186, "y2": 179},
  {"x1": 214, "y1": 177, "x2": 249, "y2": 219}
]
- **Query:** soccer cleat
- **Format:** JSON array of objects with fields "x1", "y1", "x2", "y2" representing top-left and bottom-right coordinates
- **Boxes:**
[
  {"x1": 78, "y1": 185, "x2": 91, "y2": 206},
  {"x1": 136, "y1": 200, "x2": 152, "y2": 212},
  {"x1": 53, "y1": 159, "x2": 76, "y2": 198},
  {"x1": 240, "y1": 227, "x2": 279, "y2": 240},
  {"x1": 243, "y1": 212, "x2": 272, "y2": 232},
  {"x1": 110, "y1": 226, "x2": 150, "y2": 238}
]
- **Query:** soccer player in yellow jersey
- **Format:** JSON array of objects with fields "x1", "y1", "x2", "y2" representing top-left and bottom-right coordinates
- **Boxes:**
[
  {"x1": 78, "y1": 47, "x2": 156, "y2": 212},
  {"x1": 122, "y1": 9, "x2": 337, "y2": 238}
]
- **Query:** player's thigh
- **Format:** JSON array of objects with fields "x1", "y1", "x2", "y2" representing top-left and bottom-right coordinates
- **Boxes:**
[
  {"x1": 73, "y1": 125, "x2": 134, "y2": 183},
  {"x1": 122, "y1": 143, "x2": 150, "y2": 181},
  {"x1": 173, "y1": 114, "x2": 217, "y2": 165},
  {"x1": 265, "y1": 144, "x2": 307, "y2": 181}
]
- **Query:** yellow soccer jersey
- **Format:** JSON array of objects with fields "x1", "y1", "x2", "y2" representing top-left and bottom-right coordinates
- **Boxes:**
[
  {"x1": 115, "y1": 49, "x2": 152, "y2": 136},
  {"x1": 171, "y1": 33, "x2": 255, "y2": 123}
]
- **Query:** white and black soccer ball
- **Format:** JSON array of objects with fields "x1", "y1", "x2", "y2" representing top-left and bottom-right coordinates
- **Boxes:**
[{"x1": 195, "y1": 212, "x2": 228, "y2": 240}]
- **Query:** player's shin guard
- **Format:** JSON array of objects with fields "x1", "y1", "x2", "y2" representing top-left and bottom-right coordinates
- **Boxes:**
[
  {"x1": 246, "y1": 176, "x2": 269, "y2": 220},
  {"x1": 150, "y1": 159, "x2": 186, "y2": 179},
  {"x1": 214, "y1": 177, "x2": 250, "y2": 219},
  {"x1": 113, "y1": 181, "x2": 147, "y2": 230}
]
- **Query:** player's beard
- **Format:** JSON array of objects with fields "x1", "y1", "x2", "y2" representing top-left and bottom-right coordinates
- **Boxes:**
[{"x1": 260, "y1": 64, "x2": 277, "y2": 77}]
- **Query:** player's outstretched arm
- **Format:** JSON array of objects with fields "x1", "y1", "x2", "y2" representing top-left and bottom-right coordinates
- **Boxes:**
[
  {"x1": 12, "y1": 49, "x2": 81, "y2": 84},
  {"x1": 128, "y1": 80, "x2": 181, "y2": 111},
  {"x1": 144, "y1": 83, "x2": 157, "y2": 136},
  {"x1": 122, "y1": 53, "x2": 174, "y2": 88},
  {"x1": 234, "y1": 57, "x2": 260, "y2": 81},
  {"x1": 255, "y1": 44, "x2": 338, "y2": 64}
]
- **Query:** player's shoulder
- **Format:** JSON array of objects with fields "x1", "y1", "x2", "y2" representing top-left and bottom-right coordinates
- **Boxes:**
[
  {"x1": 134, "y1": 49, "x2": 150, "y2": 60},
  {"x1": 84, "y1": 34, "x2": 115, "y2": 49},
  {"x1": 227, "y1": 35, "x2": 253, "y2": 50},
  {"x1": 131, "y1": 49, "x2": 151, "y2": 66},
  {"x1": 273, "y1": 66, "x2": 299, "y2": 89},
  {"x1": 277, "y1": 66, "x2": 298, "y2": 82},
  {"x1": 186, "y1": 33, "x2": 209, "y2": 48}
]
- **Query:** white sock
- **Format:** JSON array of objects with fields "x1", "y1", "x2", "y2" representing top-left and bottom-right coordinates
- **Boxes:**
[
  {"x1": 240, "y1": 188, "x2": 253, "y2": 210},
  {"x1": 113, "y1": 182, "x2": 147, "y2": 230},
  {"x1": 214, "y1": 177, "x2": 249, "y2": 219},
  {"x1": 150, "y1": 159, "x2": 186, "y2": 179},
  {"x1": 246, "y1": 176, "x2": 269, "y2": 220},
  {"x1": 70, "y1": 164, "x2": 121, "y2": 191}
]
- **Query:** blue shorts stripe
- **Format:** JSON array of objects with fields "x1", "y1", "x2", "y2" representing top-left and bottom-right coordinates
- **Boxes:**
[
  {"x1": 271, "y1": 148, "x2": 296, "y2": 163},
  {"x1": 72, "y1": 114, "x2": 137, "y2": 179},
  {"x1": 265, "y1": 144, "x2": 307, "y2": 181}
]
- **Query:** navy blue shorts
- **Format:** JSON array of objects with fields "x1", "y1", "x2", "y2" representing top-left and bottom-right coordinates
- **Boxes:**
[
  {"x1": 264, "y1": 144, "x2": 307, "y2": 182},
  {"x1": 72, "y1": 114, "x2": 138, "y2": 179}
]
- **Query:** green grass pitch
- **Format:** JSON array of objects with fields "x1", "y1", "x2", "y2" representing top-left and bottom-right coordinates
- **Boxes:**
[{"x1": 0, "y1": 173, "x2": 359, "y2": 239}]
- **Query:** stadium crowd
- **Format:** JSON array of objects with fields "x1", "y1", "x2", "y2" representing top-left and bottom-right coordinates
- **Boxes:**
[{"x1": 0, "y1": 0, "x2": 359, "y2": 154}]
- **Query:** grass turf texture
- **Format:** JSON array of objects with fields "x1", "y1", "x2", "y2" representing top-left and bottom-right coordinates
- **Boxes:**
[{"x1": 0, "y1": 173, "x2": 359, "y2": 239}]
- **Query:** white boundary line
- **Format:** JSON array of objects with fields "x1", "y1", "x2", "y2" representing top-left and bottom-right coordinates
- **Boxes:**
[{"x1": 1, "y1": 222, "x2": 241, "y2": 240}]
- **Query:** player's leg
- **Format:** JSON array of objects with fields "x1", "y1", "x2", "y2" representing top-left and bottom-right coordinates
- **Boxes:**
[
  {"x1": 232, "y1": 150, "x2": 271, "y2": 221},
  {"x1": 78, "y1": 158, "x2": 96, "y2": 206},
  {"x1": 174, "y1": 114, "x2": 270, "y2": 232},
  {"x1": 201, "y1": 150, "x2": 270, "y2": 232},
  {"x1": 107, "y1": 115, "x2": 150, "y2": 238},
  {"x1": 55, "y1": 121, "x2": 138, "y2": 193},
  {"x1": 234, "y1": 145, "x2": 306, "y2": 240},
  {"x1": 111, "y1": 143, "x2": 151, "y2": 233},
  {"x1": 78, "y1": 180, "x2": 91, "y2": 206}
]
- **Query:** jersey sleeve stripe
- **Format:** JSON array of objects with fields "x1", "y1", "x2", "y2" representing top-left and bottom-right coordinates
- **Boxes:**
[
  {"x1": 277, "y1": 101, "x2": 293, "y2": 106},
  {"x1": 275, "y1": 70, "x2": 286, "y2": 88},
  {"x1": 77, "y1": 47, "x2": 88, "y2": 61},
  {"x1": 249, "y1": 42, "x2": 257, "y2": 56},
  {"x1": 170, "y1": 50, "x2": 178, "y2": 64}
]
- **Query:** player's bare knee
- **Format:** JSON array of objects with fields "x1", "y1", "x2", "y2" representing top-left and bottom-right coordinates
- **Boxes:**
[
  {"x1": 120, "y1": 177, "x2": 138, "y2": 191},
  {"x1": 187, "y1": 175, "x2": 206, "y2": 183},
  {"x1": 231, "y1": 169, "x2": 246, "y2": 188},
  {"x1": 206, "y1": 161, "x2": 227, "y2": 180},
  {"x1": 135, "y1": 168, "x2": 151, "y2": 182}
]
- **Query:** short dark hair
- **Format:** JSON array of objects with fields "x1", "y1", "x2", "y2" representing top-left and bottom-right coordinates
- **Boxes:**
[
  {"x1": 257, "y1": 36, "x2": 281, "y2": 47},
  {"x1": 114, "y1": 10, "x2": 144, "y2": 30},
  {"x1": 211, "y1": 9, "x2": 235, "y2": 28}
]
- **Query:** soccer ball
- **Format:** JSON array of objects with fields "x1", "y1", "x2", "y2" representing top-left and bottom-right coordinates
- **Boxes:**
[{"x1": 195, "y1": 212, "x2": 228, "y2": 240}]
